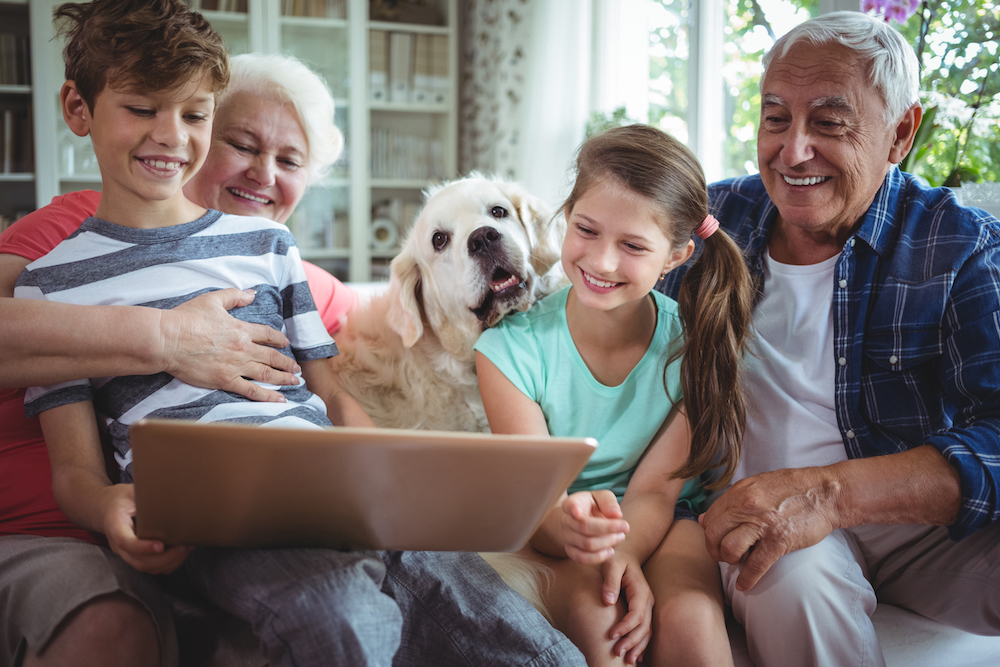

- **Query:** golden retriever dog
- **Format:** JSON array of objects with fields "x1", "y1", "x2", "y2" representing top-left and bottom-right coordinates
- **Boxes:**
[
  {"x1": 330, "y1": 174, "x2": 565, "y2": 432},
  {"x1": 332, "y1": 174, "x2": 563, "y2": 619}
]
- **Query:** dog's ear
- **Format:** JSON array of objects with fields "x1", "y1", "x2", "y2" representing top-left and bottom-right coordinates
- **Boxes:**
[
  {"x1": 500, "y1": 182, "x2": 562, "y2": 278},
  {"x1": 386, "y1": 249, "x2": 424, "y2": 348}
]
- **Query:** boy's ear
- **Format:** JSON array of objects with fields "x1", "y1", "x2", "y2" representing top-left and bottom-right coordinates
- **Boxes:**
[{"x1": 61, "y1": 81, "x2": 92, "y2": 137}]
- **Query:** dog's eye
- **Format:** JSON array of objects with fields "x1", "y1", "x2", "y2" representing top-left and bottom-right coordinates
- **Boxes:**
[
  {"x1": 490, "y1": 206, "x2": 509, "y2": 219},
  {"x1": 432, "y1": 231, "x2": 450, "y2": 251}
]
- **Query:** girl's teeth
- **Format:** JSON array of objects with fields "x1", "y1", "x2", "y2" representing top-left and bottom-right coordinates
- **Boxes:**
[
  {"x1": 585, "y1": 272, "x2": 615, "y2": 288},
  {"x1": 784, "y1": 175, "x2": 828, "y2": 186}
]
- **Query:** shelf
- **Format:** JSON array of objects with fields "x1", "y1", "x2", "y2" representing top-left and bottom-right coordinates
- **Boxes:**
[
  {"x1": 198, "y1": 10, "x2": 248, "y2": 23},
  {"x1": 369, "y1": 21, "x2": 449, "y2": 35},
  {"x1": 17, "y1": 0, "x2": 456, "y2": 282},
  {"x1": 371, "y1": 178, "x2": 439, "y2": 190},
  {"x1": 280, "y1": 16, "x2": 347, "y2": 28},
  {"x1": 370, "y1": 101, "x2": 450, "y2": 114}
]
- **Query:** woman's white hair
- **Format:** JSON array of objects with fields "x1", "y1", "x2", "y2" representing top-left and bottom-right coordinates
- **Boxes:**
[
  {"x1": 220, "y1": 52, "x2": 344, "y2": 185},
  {"x1": 762, "y1": 10, "x2": 920, "y2": 126}
]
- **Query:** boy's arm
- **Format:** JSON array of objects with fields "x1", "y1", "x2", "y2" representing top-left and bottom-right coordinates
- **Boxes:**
[
  {"x1": 0, "y1": 253, "x2": 299, "y2": 400},
  {"x1": 302, "y1": 358, "x2": 376, "y2": 428},
  {"x1": 40, "y1": 401, "x2": 192, "y2": 573}
]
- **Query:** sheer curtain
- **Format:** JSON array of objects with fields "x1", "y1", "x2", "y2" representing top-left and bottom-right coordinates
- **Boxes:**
[{"x1": 459, "y1": 0, "x2": 649, "y2": 210}]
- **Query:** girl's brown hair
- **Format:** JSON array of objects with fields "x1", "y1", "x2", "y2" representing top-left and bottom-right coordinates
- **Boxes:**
[
  {"x1": 562, "y1": 124, "x2": 753, "y2": 489},
  {"x1": 55, "y1": 0, "x2": 230, "y2": 112}
]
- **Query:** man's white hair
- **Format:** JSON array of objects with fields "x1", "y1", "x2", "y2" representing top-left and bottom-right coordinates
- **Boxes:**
[
  {"x1": 220, "y1": 53, "x2": 343, "y2": 185},
  {"x1": 762, "y1": 10, "x2": 920, "y2": 125}
]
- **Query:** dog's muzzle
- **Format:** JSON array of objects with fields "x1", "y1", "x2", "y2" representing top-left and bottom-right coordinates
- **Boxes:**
[{"x1": 468, "y1": 226, "x2": 531, "y2": 326}]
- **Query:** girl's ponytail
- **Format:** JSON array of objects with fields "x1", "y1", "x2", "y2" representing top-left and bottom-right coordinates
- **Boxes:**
[
  {"x1": 562, "y1": 124, "x2": 753, "y2": 489},
  {"x1": 670, "y1": 228, "x2": 754, "y2": 490}
]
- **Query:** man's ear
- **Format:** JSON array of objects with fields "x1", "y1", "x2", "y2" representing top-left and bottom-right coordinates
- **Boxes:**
[
  {"x1": 889, "y1": 103, "x2": 923, "y2": 165},
  {"x1": 61, "y1": 81, "x2": 92, "y2": 138}
]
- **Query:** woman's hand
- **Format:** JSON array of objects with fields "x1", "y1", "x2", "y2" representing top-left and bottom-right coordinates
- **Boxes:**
[
  {"x1": 558, "y1": 490, "x2": 630, "y2": 564},
  {"x1": 603, "y1": 553, "x2": 653, "y2": 665},
  {"x1": 101, "y1": 484, "x2": 192, "y2": 574},
  {"x1": 160, "y1": 288, "x2": 301, "y2": 403}
]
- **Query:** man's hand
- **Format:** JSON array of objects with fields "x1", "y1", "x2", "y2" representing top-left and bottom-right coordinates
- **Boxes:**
[
  {"x1": 160, "y1": 289, "x2": 301, "y2": 402},
  {"x1": 700, "y1": 466, "x2": 841, "y2": 591}
]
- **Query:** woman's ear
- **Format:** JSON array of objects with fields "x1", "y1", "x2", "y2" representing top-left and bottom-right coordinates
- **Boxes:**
[
  {"x1": 61, "y1": 81, "x2": 91, "y2": 138},
  {"x1": 665, "y1": 239, "x2": 696, "y2": 273}
]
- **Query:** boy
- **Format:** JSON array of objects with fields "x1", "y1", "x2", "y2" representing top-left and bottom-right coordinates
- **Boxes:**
[{"x1": 15, "y1": 2, "x2": 401, "y2": 666}]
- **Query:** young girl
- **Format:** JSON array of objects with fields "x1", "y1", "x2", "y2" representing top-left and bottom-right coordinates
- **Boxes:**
[{"x1": 475, "y1": 124, "x2": 753, "y2": 666}]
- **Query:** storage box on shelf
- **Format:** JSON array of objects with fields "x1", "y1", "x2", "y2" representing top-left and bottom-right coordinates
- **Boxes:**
[{"x1": 20, "y1": 0, "x2": 455, "y2": 282}]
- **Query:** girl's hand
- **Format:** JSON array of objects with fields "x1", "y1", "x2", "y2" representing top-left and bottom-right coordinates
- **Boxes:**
[
  {"x1": 603, "y1": 554, "x2": 653, "y2": 665},
  {"x1": 559, "y1": 490, "x2": 630, "y2": 564},
  {"x1": 102, "y1": 484, "x2": 192, "y2": 574}
]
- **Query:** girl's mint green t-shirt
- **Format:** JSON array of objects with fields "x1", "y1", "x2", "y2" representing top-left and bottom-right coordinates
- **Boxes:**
[{"x1": 474, "y1": 285, "x2": 707, "y2": 512}]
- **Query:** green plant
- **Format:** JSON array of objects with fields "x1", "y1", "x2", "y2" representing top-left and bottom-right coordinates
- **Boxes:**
[
  {"x1": 585, "y1": 106, "x2": 640, "y2": 138},
  {"x1": 878, "y1": 0, "x2": 1000, "y2": 186}
]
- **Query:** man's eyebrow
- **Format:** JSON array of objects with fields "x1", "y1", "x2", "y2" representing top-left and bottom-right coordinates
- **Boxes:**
[
  {"x1": 761, "y1": 93, "x2": 784, "y2": 107},
  {"x1": 809, "y1": 95, "x2": 854, "y2": 113}
]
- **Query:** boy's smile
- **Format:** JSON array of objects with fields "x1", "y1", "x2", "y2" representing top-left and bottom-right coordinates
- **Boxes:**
[{"x1": 66, "y1": 75, "x2": 215, "y2": 228}]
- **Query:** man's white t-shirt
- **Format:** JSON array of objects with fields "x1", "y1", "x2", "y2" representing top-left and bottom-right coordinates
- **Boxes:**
[{"x1": 733, "y1": 249, "x2": 849, "y2": 484}]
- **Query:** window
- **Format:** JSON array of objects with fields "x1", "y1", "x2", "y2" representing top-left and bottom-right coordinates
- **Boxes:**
[{"x1": 649, "y1": 0, "x2": 817, "y2": 181}]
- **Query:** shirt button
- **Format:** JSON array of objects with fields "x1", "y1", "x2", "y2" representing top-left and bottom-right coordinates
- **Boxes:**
[
  {"x1": 838, "y1": 357, "x2": 847, "y2": 366},
  {"x1": 846, "y1": 430, "x2": 856, "y2": 439},
  {"x1": 889, "y1": 355, "x2": 899, "y2": 365},
  {"x1": 850, "y1": 238, "x2": 856, "y2": 247},
  {"x1": 839, "y1": 279, "x2": 848, "y2": 289}
]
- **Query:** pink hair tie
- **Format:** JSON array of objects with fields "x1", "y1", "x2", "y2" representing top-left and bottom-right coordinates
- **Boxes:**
[{"x1": 694, "y1": 215, "x2": 719, "y2": 240}]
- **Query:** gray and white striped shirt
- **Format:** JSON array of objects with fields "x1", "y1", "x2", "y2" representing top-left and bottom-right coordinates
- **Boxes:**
[{"x1": 17, "y1": 210, "x2": 336, "y2": 483}]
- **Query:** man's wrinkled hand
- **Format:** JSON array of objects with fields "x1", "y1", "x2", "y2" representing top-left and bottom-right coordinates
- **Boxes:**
[{"x1": 700, "y1": 467, "x2": 841, "y2": 591}]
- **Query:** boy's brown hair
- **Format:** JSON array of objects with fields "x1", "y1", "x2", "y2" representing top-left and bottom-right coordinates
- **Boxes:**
[{"x1": 55, "y1": 0, "x2": 230, "y2": 112}]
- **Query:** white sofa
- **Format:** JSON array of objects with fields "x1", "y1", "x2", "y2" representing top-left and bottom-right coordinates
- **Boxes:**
[
  {"x1": 728, "y1": 604, "x2": 1000, "y2": 666},
  {"x1": 337, "y1": 282, "x2": 1000, "y2": 666}
]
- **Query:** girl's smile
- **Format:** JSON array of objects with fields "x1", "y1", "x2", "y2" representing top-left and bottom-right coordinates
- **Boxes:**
[
  {"x1": 581, "y1": 269, "x2": 622, "y2": 292},
  {"x1": 562, "y1": 178, "x2": 688, "y2": 314}
]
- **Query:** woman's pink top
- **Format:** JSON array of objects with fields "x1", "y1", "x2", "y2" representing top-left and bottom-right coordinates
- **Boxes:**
[{"x1": 0, "y1": 190, "x2": 356, "y2": 541}]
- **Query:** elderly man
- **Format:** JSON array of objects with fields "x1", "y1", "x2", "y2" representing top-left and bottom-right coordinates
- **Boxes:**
[{"x1": 659, "y1": 11, "x2": 1000, "y2": 666}]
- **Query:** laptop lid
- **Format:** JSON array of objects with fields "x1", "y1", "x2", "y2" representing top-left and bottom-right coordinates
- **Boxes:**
[{"x1": 130, "y1": 419, "x2": 595, "y2": 552}]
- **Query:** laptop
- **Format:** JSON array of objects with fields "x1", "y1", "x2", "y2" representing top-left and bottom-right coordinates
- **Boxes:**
[{"x1": 130, "y1": 419, "x2": 595, "y2": 553}]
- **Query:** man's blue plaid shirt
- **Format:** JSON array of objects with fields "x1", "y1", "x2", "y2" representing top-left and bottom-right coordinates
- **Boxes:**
[{"x1": 659, "y1": 167, "x2": 1000, "y2": 540}]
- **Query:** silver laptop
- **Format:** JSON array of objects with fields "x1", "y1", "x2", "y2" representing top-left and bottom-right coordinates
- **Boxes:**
[{"x1": 130, "y1": 419, "x2": 595, "y2": 552}]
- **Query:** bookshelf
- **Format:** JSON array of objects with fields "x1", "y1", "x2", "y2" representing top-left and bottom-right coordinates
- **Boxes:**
[
  {"x1": 17, "y1": 0, "x2": 457, "y2": 282},
  {"x1": 0, "y1": 0, "x2": 32, "y2": 231}
]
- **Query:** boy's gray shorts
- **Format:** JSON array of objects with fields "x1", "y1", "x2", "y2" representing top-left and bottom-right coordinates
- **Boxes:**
[{"x1": 0, "y1": 535, "x2": 177, "y2": 667}]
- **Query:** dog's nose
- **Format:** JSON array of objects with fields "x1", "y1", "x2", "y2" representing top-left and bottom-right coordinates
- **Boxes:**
[{"x1": 468, "y1": 227, "x2": 502, "y2": 256}]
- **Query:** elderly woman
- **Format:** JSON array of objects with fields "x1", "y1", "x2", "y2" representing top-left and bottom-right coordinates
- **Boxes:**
[
  {"x1": 0, "y1": 54, "x2": 584, "y2": 667},
  {"x1": 185, "y1": 52, "x2": 358, "y2": 332}
]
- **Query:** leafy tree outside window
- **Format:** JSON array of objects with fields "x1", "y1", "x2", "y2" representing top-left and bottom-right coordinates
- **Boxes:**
[
  {"x1": 649, "y1": 0, "x2": 999, "y2": 184},
  {"x1": 891, "y1": 0, "x2": 1000, "y2": 185}
]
